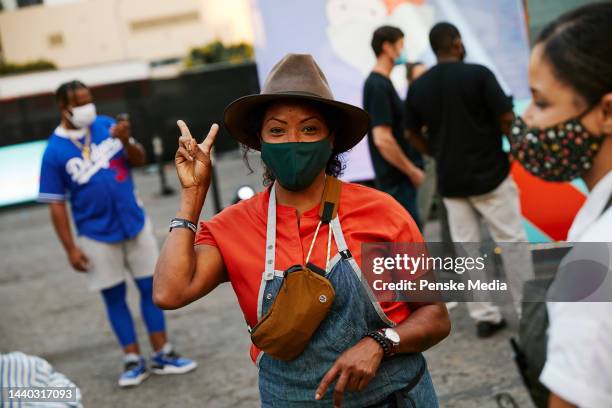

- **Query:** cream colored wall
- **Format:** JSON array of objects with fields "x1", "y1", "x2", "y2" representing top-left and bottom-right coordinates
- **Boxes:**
[
  {"x1": 200, "y1": 0, "x2": 254, "y2": 43},
  {"x1": 0, "y1": 0, "x2": 125, "y2": 67},
  {"x1": 118, "y1": 0, "x2": 212, "y2": 62},
  {"x1": 0, "y1": 0, "x2": 254, "y2": 68}
]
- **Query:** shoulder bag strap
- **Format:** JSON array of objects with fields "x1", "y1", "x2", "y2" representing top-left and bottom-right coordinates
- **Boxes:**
[{"x1": 319, "y1": 176, "x2": 342, "y2": 224}]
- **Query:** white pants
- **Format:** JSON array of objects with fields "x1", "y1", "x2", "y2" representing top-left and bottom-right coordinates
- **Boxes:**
[
  {"x1": 443, "y1": 175, "x2": 534, "y2": 323},
  {"x1": 78, "y1": 218, "x2": 159, "y2": 291},
  {"x1": 418, "y1": 156, "x2": 437, "y2": 223}
]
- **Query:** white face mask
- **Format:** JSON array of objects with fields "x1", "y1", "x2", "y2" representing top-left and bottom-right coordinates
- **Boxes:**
[{"x1": 67, "y1": 103, "x2": 97, "y2": 128}]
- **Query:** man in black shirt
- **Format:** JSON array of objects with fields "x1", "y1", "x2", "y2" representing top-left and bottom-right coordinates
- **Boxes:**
[
  {"x1": 363, "y1": 25, "x2": 425, "y2": 229},
  {"x1": 405, "y1": 22, "x2": 533, "y2": 337}
]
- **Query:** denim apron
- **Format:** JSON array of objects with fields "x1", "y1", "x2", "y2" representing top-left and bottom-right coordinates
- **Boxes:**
[{"x1": 255, "y1": 185, "x2": 439, "y2": 407}]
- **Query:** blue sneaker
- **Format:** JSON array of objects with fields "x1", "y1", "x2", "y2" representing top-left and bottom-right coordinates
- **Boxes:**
[
  {"x1": 150, "y1": 344, "x2": 197, "y2": 375},
  {"x1": 118, "y1": 356, "x2": 149, "y2": 387}
]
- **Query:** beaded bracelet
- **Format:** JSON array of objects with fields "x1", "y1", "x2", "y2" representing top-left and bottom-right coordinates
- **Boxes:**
[{"x1": 364, "y1": 331, "x2": 390, "y2": 356}]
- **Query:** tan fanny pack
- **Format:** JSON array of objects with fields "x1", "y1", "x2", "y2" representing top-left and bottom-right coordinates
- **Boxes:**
[{"x1": 250, "y1": 176, "x2": 342, "y2": 361}]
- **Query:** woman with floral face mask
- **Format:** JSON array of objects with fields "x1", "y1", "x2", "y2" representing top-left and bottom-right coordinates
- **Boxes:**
[
  {"x1": 509, "y1": 3, "x2": 612, "y2": 407},
  {"x1": 154, "y1": 54, "x2": 450, "y2": 407}
]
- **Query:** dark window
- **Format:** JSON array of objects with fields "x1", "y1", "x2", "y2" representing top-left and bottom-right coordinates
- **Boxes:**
[{"x1": 17, "y1": 0, "x2": 43, "y2": 8}]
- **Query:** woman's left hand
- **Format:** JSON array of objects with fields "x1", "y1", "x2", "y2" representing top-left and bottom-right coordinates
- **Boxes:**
[{"x1": 315, "y1": 337, "x2": 384, "y2": 407}]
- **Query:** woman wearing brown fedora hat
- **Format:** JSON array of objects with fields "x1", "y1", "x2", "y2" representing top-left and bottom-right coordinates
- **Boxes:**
[{"x1": 154, "y1": 54, "x2": 449, "y2": 407}]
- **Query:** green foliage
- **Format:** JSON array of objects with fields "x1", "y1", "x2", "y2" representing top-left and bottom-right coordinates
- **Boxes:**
[
  {"x1": 0, "y1": 60, "x2": 57, "y2": 76},
  {"x1": 185, "y1": 40, "x2": 253, "y2": 68}
]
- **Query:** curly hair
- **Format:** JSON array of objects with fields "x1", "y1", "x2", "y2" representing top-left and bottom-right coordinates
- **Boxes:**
[{"x1": 55, "y1": 80, "x2": 88, "y2": 107}]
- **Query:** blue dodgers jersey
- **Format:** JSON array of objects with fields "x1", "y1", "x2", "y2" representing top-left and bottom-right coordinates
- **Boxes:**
[{"x1": 38, "y1": 115, "x2": 145, "y2": 243}]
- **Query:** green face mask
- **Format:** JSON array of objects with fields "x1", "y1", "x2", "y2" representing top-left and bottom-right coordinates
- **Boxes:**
[{"x1": 261, "y1": 140, "x2": 333, "y2": 191}]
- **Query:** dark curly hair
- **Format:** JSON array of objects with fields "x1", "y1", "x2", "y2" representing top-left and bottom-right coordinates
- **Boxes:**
[
  {"x1": 240, "y1": 98, "x2": 346, "y2": 186},
  {"x1": 55, "y1": 80, "x2": 88, "y2": 107}
]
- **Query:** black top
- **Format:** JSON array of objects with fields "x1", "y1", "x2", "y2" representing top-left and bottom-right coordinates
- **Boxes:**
[
  {"x1": 404, "y1": 62, "x2": 512, "y2": 197},
  {"x1": 363, "y1": 72, "x2": 423, "y2": 189}
]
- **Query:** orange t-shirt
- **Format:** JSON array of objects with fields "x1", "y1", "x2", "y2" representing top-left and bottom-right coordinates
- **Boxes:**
[{"x1": 195, "y1": 181, "x2": 423, "y2": 361}]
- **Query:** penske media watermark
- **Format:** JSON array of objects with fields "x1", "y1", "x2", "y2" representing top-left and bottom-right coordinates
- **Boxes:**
[
  {"x1": 363, "y1": 242, "x2": 612, "y2": 303},
  {"x1": 361, "y1": 242, "x2": 513, "y2": 303},
  {"x1": 371, "y1": 277, "x2": 507, "y2": 292},
  {"x1": 370, "y1": 251, "x2": 506, "y2": 292}
]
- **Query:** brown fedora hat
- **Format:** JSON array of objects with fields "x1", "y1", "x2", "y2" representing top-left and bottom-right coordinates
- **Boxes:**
[{"x1": 223, "y1": 53, "x2": 370, "y2": 153}]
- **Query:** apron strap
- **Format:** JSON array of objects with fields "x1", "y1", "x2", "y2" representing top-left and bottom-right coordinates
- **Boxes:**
[
  {"x1": 264, "y1": 184, "x2": 277, "y2": 280},
  {"x1": 330, "y1": 217, "x2": 349, "y2": 254},
  {"x1": 330, "y1": 213, "x2": 397, "y2": 327}
]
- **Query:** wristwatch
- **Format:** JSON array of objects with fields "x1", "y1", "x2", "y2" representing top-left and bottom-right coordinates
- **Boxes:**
[{"x1": 379, "y1": 328, "x2": 400, "y2": 356}]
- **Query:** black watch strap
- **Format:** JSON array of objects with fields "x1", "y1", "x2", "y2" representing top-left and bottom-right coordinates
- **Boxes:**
[
  {"x1": 364, "y1": 330, "x2": 392, "y2": 357},
  {"x1": 169, "y1": 218, "x2": 197, "y2": 233}
]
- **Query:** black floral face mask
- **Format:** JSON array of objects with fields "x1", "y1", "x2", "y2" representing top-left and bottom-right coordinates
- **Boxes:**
[{"x1": 509, "y1": 113, "x2": 604, "y2": 182}]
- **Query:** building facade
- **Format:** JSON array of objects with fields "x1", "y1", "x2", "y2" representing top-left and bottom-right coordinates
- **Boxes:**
[{"x1": 0, "y1": 0, "x2": 253, "y2": 68}]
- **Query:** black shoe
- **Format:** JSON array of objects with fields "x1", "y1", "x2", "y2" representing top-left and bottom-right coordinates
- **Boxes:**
[{"x1": 476, "y1": 319, "x2": 507, "y2": 338}]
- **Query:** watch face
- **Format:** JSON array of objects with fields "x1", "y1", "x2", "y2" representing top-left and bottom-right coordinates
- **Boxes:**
[{"x1": 384, "y1": 328, "x2": 400, "y2": 344}]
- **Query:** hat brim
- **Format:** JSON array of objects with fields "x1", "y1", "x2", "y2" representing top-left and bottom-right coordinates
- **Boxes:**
[{"x1": 223, "y1": 91, "x2": 370, "y2": 153}]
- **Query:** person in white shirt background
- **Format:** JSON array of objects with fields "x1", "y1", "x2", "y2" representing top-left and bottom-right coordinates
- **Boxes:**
[{"x1": 509, "y1": 3, "x2": 612, "y2": 407}]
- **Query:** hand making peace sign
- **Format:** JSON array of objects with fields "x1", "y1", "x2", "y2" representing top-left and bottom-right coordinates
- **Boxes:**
[{"x1": 175, "y1": 120, "x2": 219, "y2": 190}]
